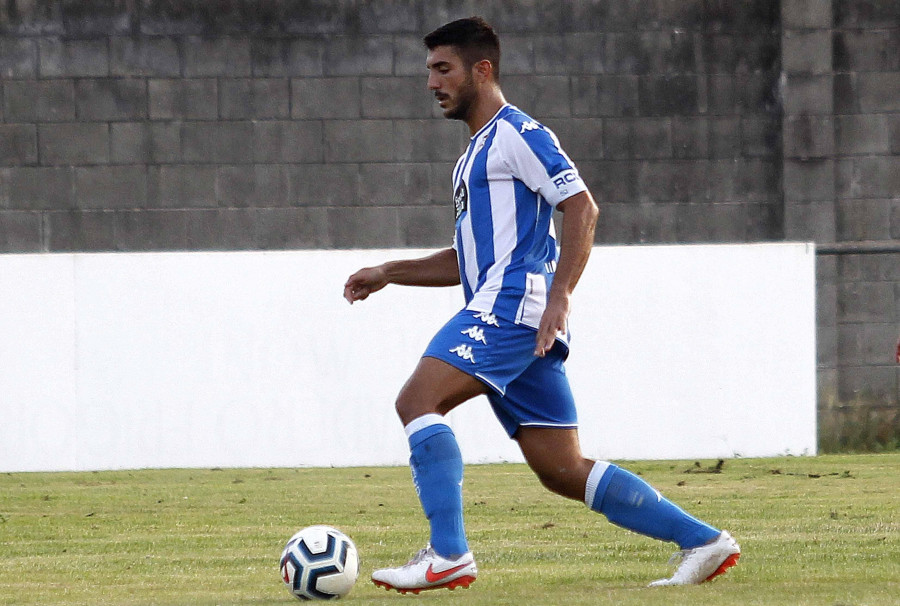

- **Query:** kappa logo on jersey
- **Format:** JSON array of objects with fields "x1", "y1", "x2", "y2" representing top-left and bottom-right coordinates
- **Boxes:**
[
  {"x1": 449, "y1": 344, "x2": 476, "y2": 363},
  {"x1": 472, "y1": 312, "x2": 499, "y2": 326},
  {"x1": 453, "y1": 182, "x2": 468, "y2": 220},
  {"x1": 520, "y1": 120, "x2": 542, "y2": 133},
  {"x1": 460, "y1": 326, "x2": 487, "y2": 344}
]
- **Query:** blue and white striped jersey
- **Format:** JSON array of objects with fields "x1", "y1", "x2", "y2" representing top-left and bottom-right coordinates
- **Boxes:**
[{"x1": 451, "y1": 104, "x2": 587, "y2": 342}]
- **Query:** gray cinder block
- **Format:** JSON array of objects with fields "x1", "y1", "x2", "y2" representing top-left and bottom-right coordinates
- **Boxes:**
[
  {"x1": 288, "y1": 163, "x2": 360, "y2": 208},
  {"x1": 0, "y1": 210, "x2": 42, "y2": 252},
  {"x1": 324, "y1": 36, "x2": 394, "y2": 77},
  {"x1": 149, "y1": 165, "x2": 217, "y2": 208},
  {"x1": 110, "y1": 122, "x2": 182, "y2": 164},
  {"x1": 74, "y1": 78, "x2": 147, "y2": 120},
  {"x1": 39, "y1": 38, "x2": 109, "y2": 77},
  {"x1": 44, "y1": 210, "x2": 116, "y2": 251},
  {"x1": 255, "y1": 207, "x2": 332, "y2": 249},
  {"x1": 252, "y1": 120, "x2": 322, "y2": 164},
  {"x1": 3, "y1": 79, "x2": 75, "y2": 122},
  {"x1": 0, "y1": 124, "x2": 37, "y2": 166},
  {"x1": 75, "y1": 166, "x2": 147, "y2": 210},
  {"x1": 111, "y1": 36, "x2": 180, "y2": 77},
  {"x1": 324, "y1": 120, "x2": 394, "y2": 163},
  {"x1": 182, "y1": 121, "x2": 255, "y2": 164},
  {"x1": 38, "y1": 122, "x2": 109, "y2": 165},
  {"x1": 182, "y1": 36, "x2": 251, "y2": 77},
  {"x1": 292, "y1": 77, "x2": 360, "y2": 119},
  {"x1": 220, "y1": 78, "x2": 290, "y2": 119},
  {"x1": 5, "y1": 167, "x2": 74, "y2": 211},
  {"x1": 358, "y1": 163, "x2": 431, "y2": 208},
  {"x1": 250, "y1": 38, "x2": 323, "y2": 77},
  {"x1": 0, "y1": 38, "x2": 37, "y2": 78},
  {"x1": 361, "y1": 77, "x2": 432, "y2": 119},
  {"x1": 149, "y1": 78, "x2": 218, "y2": 119},
  {"x1": 857, "y1": 72, "x2": 900, "y2": 112}
]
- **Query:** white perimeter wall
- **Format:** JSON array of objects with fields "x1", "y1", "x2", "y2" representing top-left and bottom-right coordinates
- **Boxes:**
[{"x1": 0, "y1": 243, "x2": 816, "y2": 472}]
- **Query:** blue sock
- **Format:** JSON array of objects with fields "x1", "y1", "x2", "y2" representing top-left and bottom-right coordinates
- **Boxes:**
[
  {"x1": 585, "y1": 461, "x2": 721, "y2": 550},
  {"x1": 406, "y1": 414, "x2": 468, "y2": 558}
]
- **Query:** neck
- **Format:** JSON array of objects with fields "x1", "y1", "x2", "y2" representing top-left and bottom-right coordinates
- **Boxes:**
[{"x1": 465, "y1": 87, "x2": 506, "y2": 136}]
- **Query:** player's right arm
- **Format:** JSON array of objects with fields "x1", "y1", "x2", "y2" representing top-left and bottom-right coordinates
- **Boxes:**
[{"x1": 343, "y1": 247, "x2": 460, "y2": 304}]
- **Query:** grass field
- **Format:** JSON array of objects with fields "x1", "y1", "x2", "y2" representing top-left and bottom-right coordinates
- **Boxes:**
[{"x1": 1, "y1": 454, "x2": 897, "y2": 605}]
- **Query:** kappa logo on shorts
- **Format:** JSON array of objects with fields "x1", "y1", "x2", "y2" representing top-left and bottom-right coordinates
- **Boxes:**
[
  {"x1": 461, "y1": 326, "x2": 487, "y2": 344},
  {"x1": 449, "y1": 344, "x2": 476, "y2": 363},
  {"x1": 472, "y1": 312, "x2": 499, "y2": 326}
]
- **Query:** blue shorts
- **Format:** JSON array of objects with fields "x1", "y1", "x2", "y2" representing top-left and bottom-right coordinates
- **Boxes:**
[{"x1": 422, "y1": 309, "x2": 577, "y2": 438}]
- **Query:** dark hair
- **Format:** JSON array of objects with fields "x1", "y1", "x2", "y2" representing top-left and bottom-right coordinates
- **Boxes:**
[{"x1": 423, "y1": 16, "x2": 501, "y2": 80}]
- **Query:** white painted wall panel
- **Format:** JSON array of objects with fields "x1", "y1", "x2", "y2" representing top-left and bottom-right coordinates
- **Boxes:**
[{"x1": 0, "y1": 243, "x2": 816, "y2": 471}]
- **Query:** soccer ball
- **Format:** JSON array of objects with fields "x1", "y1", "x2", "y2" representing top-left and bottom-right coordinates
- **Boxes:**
[{"x1": 280, "y1": 525, "x2": 359, "y2": 600}]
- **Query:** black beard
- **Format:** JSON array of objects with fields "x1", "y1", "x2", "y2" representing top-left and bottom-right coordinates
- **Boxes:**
[{"x1": 444, "y1": 77, "x2": 477, "y2": 122}]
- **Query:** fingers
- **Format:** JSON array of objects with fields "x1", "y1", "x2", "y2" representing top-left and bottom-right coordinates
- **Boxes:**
[
  {"x1": 344, "y1": 267, "x2": 384, "y2": 304},
  {"x1": 534, "y1": 321, "x2": 564, "y2": 357},
  {"x1": 342, "y1": 279, "x2": 355, "y2": 303},
  {"x1": 343, "y1": 274, "x2": 365, "y2": 304},
  {"x1": 534, "y1": 302, "x2": 568, "y2": 357},
  {"x1": 534, "y1": 332, "x2": 561, "y2": 357},
  {"x1": 343, "y1": 280, "x2": 369, "y2": 304},
  {"x1": 342, "y1": 285, "x2": 356, "y2": 303}
]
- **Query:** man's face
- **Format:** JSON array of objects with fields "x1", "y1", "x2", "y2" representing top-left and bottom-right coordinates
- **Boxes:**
[{"x1": 426, "y1": 45, "x2": 477, "y2": 121}]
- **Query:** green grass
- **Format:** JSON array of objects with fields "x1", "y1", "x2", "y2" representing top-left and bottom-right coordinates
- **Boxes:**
[{"x1": 1, "y1": 454, "x2": 897, "y2": 605}]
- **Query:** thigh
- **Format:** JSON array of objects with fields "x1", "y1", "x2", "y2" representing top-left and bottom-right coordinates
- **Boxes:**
[{"x1": 422, "y1": 308, "x2": 539, "y2": 395}]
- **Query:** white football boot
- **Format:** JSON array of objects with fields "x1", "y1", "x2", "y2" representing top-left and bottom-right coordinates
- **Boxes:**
[
  {"x1": 649, "y1": 530, "x2": 741, "y2": 586},
  {"x1": 372, "y1": 545, "x2": 477, "y2": 594}
]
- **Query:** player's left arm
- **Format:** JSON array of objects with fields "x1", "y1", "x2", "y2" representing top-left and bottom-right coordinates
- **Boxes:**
[{"x1": 534, "y1": 190, "x2": 599, "y2": 357}]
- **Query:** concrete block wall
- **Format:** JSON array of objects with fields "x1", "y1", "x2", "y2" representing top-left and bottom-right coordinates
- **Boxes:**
[
  {"x1": 0, "y1": 0, "x2": 782, "y2": 253},
  {"x1": 779, "y1": 0, "x2": 899, "y2": 444},
  {"x1": 1, "y1": 1, "x2": 898, "y2": 442}
]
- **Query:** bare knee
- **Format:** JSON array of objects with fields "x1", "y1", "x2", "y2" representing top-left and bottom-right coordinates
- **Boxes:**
[
  {"x1": 393, "y1": 357, "x2": 487, "y2": 426},
  {"x1": 394, "y1": 384, "x2": 434, "y2": 426}
]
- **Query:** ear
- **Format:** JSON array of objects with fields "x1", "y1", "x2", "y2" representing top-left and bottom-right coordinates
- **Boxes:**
[{"x1": 471, "y1": 59, "x2": 494, "y2": 84}]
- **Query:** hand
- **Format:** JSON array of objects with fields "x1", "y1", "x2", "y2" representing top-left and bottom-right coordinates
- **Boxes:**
[
  {"x1": 534, "y1": 294, "x2": 570, "y2": 357},
  {"x1": 343, "y1": 266, "x2": 389, "y2": 304},
  {"x1": 896, "y1": 337, "x2": 900, "y2": 364}
]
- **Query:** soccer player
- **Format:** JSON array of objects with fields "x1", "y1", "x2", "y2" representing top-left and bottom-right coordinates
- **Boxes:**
[{"x1": 343, "y1": 16, "x2": 740, "y2": 593}]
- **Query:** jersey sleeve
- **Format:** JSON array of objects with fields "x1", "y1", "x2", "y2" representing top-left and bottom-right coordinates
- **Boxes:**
[{"x1": 495, "y1": 118, "x2": 588, "y2": 207}]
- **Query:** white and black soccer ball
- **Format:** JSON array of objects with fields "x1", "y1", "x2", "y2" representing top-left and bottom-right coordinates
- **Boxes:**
[{"x1": 280, "y1": 525, "x2": 359, "y2": 600}]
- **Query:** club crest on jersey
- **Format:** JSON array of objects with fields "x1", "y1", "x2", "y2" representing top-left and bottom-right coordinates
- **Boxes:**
[{"x1": 453, "y1": 182, "x2": 468, "y2": 220}]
